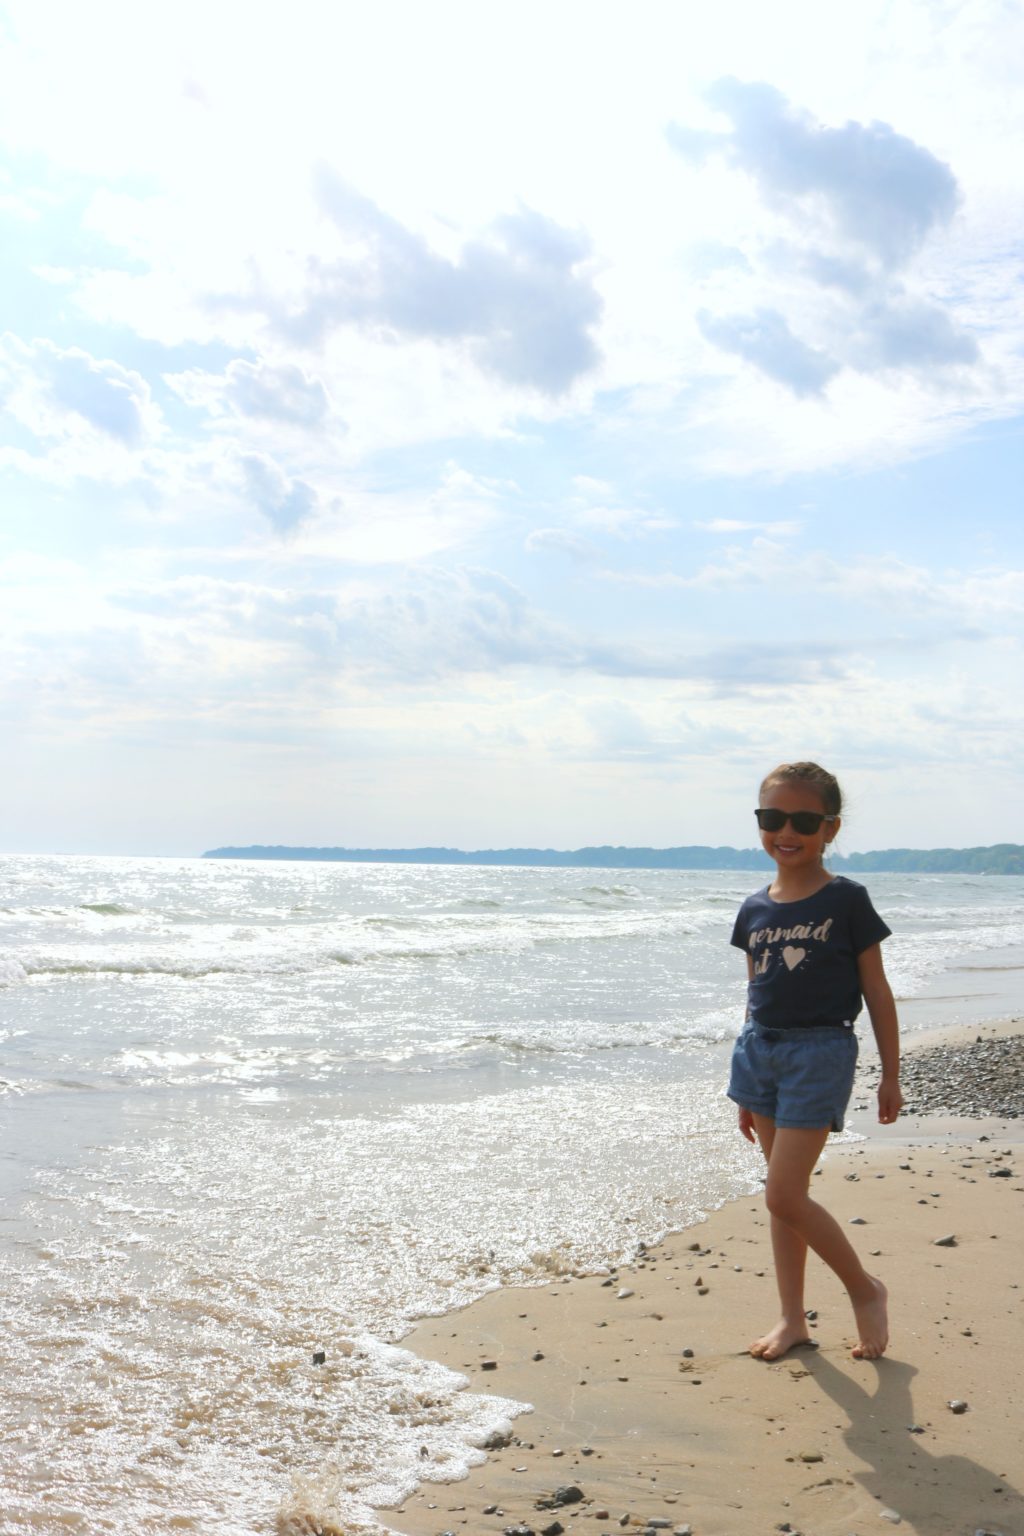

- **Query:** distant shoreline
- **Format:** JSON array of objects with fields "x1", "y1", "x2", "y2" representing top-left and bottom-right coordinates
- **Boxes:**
[{"x1": 201, "y1": 842, "x2": 1024, "y2": 874}]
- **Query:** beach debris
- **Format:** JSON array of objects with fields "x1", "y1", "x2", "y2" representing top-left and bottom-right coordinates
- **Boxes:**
[
  {"x1": 483, "y1": 1428, "x2": 514, "y2": 1449},
  {"x1": 907, "y1": 1424, "x2": 925, "y2": 1433},
  {"x1": 617, "y1": 1288, "x2": 635, "y2": 1300},
  {"x1": 947, "y1": 1399, "x2": 969, "y2": 1413},
  {"x1": 580, "y1": 1445, "x2": 594, "y2": 1455},
  {"x1": 849, "y1": 1216, "x2": 867, "y2": 1224},
  {"x1": 503, "y1": 1526, "x2": 535, "y2": 1536},
  {"x1": 551, "y1": 1449, "x2": 564, "y2": 1457},
  {"x1": 540, "y1": 1524, "x2": 564, "y2": 1536},
  {"x1": 879, "y1": 1510, "x2": 902, "y2": 1523},
  {"x1": 484, "y1": 1506, "x2": 498, "y2": 1515},
  {"x1": 602, "y1": 1277, "x2": 614, "y2": 1286},
  {"x1": 481, "y1": 1359, "x2": 499, "y2": 1370},
  {"x1": 933, "y1": 1234, "x2": 958, "y2": 1247},
  {"x1": 798, "y1": 1451, "x2": 824, "y2": 1463},
  {"x1": 311, "y1": 1349, "x2": 326, "y2": 1366},
  {"x1": 673, "y1": 1527, "x2": 693, "y2": 1536},
  {"x1": 804, "y1": 1309, "x2": 818, "y2": 1320},
  {"x1": 595, "y1": 1510, "x2": 610, "y2": 1520},
  {"x1": 989, "y1": 1167, "x2": 1013, "y2": 1177},
  {"x1": 680, "y1": 1348, "x2": 694, "y2": 1358},
  {"x1": 533, "y1": 1351, "x2": 545, "y2": 1361},
  {"x1": 536, "y1": 1486, "x2": 584, "y2": 1510},
  {"x1": 646, "y1": 1521, "x2": 672, "y2": 1530}
]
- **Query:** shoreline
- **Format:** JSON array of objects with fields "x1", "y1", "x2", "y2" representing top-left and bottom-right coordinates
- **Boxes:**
[{"x1": 377, "y1": 1019, "x2": 1023, "y2": 1536}]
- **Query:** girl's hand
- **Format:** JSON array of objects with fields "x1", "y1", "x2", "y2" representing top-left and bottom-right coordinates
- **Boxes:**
[
  {"x1": 878, "y1": 1077, "x2": 903, "y2": 1124},
  {"x1": 738, "y1": 1106, "x2": 757, "y2": 1143}
]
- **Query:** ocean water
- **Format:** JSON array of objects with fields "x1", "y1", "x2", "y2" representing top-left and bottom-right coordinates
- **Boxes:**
[{"x1": 1, "y1": 855, "x2": 1022, "y2": 1535}]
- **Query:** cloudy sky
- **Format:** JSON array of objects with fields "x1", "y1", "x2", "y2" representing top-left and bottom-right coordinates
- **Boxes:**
[{"x1": 2, "y1": 0, "x2": 1022, "y2": 855}]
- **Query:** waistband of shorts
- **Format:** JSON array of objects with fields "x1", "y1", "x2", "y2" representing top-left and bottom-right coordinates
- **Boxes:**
[{"x1": 746, "y1": 1020, "x2": 854, "y2": 1038}]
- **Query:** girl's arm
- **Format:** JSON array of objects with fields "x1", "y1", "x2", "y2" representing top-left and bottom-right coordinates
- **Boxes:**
[
  {"x1": 858, "y1": 943, "x2": 903, "y2": 1125},
  {"x1": 738, "y1": 954, "x2": 756, "y2": 1142}
]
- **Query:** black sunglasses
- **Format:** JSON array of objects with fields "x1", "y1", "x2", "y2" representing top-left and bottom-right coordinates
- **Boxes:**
[{"x1": 755, "y1": 808, "x2": 837, "y2": 834}]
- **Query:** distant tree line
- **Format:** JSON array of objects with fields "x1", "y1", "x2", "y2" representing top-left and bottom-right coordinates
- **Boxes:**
[{"x1": 202, "y1": 843, "x2": 1024, "y2": 874}]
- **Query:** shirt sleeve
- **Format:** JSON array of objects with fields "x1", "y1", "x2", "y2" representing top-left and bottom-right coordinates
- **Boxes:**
[
  {"x1": 730, "y1": 900, "x2": 751, "y2": 951},
  {"x1": 848, "y1": 882, "x2": 892, "y2": 953}
]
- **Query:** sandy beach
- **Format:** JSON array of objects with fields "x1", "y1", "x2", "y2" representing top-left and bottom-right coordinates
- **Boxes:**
[{"x1": 383, "y1": 1023, "x2": 1023, "y2": 1536}]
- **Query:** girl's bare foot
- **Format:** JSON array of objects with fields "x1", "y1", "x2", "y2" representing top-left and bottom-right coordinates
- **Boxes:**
[
  {"x1": 851, "y1": 1276, "x2": 889, "y2": 1359},
  {"x1": 749, "y1": 1318, "x2": 813, "y2": 1360}
]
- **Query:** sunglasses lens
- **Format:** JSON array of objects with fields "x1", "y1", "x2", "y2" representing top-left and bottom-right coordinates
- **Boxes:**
[
  {"x1": 791, "y1": 811, "x2": 824, "y2": 833},
  {"x1": 755, "y1": 809, "x2": 787, "y2": 831}
]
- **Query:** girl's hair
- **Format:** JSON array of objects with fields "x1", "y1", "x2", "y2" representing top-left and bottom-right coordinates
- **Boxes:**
[{"x1": 759, "y1": 761, "x2": 843, "y2": 817}]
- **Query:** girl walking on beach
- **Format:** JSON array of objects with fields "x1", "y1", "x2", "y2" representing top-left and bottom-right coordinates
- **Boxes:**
[{"x1": 728, "y1": 762, "x2": 902, "y2": 1361}]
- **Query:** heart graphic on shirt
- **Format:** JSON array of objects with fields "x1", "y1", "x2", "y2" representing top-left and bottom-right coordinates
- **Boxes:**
[{"x1": 782, "y1": 945, "x2": 807, "y2": 971}]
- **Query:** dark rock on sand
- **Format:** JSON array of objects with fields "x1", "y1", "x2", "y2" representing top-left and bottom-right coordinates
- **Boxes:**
[{"x1": 536, "y1": 1487, "x2": 584, "y2": 1511}]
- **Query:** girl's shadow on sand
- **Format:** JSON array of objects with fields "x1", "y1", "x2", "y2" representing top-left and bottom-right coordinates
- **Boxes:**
[{"x1": 808, "y1": 1352, "x2": 1020, "y2": 1533}]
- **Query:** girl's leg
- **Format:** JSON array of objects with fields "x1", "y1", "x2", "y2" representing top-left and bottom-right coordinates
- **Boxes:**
[
  {"x1": 750, "y1": 1113, "x2": 813, "y2": 1359},
  {"x1": 761, "y1": 1124, "x2": 889, "y2": 1359}
]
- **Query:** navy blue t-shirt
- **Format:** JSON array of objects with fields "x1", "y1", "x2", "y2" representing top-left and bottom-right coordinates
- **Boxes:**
[{"x1": 731, "y1": 876, "x2": 891, "y2": 1030}]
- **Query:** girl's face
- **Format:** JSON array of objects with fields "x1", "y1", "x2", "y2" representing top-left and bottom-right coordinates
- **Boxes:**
[{"x1": 758, "y1": 779, "x2": 839, "y2": 874}]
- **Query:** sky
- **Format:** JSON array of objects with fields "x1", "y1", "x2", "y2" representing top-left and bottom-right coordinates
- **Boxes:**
[{"x1": 1, "y1": 0, "x2": 1022, "y2": 856}]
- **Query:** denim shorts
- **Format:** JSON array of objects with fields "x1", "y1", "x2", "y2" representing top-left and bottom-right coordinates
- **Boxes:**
[{"x1": 727, "y1": 1022, "x2": 859, "y2": 1132}]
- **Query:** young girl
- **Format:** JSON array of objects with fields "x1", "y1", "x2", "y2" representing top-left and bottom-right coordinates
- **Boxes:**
[{"x1": 728, "y1": 762, "x2": 902, "y2": 1361}]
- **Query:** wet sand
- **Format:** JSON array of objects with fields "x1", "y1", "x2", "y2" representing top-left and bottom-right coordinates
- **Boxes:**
[{"x1": 383, "y1": 1022, "x2": 1023, "y2": 1536}]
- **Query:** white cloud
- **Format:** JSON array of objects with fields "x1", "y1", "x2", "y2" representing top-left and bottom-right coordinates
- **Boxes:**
[
  {"x1": 524, "y1": 528, "x2": 602, "y2": 563},
  {"x1": 696, "y1": 305, "x2": 840, "y2": 397},
  {"x1": 694, "y1": 519, "x2": 801, "y2": 536},
  {"x1": 168, "y1": 357, "x2": 332, "y2": 426},
  {"x1": 239, "y1": 453, "x2": 319, "y2": 534},
  {"x1": 668, "y1": 79, "x2": 992, "y2": 413},
  {"x1": 608, "y1": 543, "x2": 1024, "y2": 637},
  {"x1": 0, "y1": 334, "x2": 159, "y2": 457},
  {"x1": 261, "y1": 172, "x2": 605, "y2": 396},
  {"x1": 675, "y1": 76, "x2": 960, "y2": 267}
]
